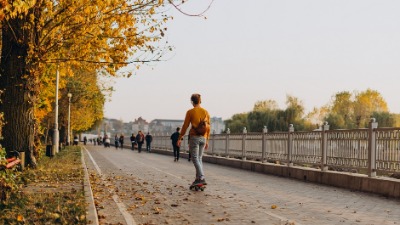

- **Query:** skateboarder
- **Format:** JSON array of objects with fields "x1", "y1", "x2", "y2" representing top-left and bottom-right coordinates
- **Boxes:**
[{"x1": 177, "y1": 93, "x2": 210, "y2": 189}]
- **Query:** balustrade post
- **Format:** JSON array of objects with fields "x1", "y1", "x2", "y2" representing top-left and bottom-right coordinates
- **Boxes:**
[
  {"x1": 225, "y1": 128, "x2": 230, "y2": 158},
  {"x1": 368, "y1": 118, "x2": 378, "y2": 177},
  {"x1": 168, "y1": 133, "x2": 171, "y2": 151},
  {"x1": 262, "y1": 126, "x2": 268, "y2": 163},
  {"x1": 321, "y1": 122, "x2": 329, "y2": 172},
  {"x1": 287, "y1": 124, "x2": 294, "y2": 167},
  {"x1": 164, "y1": 133, "x2": 167, "y2": 150},
  {"x1": 211, "y1": 130, "x2": 215, "y2": 156},
  {"x1": 242, "y1": 127, "x2": 247, "y2": 160}
]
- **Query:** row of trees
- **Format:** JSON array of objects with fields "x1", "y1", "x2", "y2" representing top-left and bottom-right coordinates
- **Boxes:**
[
  {"x1": 225, "y1": 89, "x2": 400, "y2": 133},
  {"x1": 0, "y1": 0, "x2": 200, "y2": 167}
]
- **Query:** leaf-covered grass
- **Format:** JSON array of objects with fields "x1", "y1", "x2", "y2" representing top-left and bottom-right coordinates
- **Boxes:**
[{"x1": 0, "y1": 146, "x2": 87, "y2": 224}]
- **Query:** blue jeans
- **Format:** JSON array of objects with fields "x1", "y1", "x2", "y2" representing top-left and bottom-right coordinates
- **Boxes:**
[{"x1": 189, "y1": 136, "x2": 206, "y2": 179}]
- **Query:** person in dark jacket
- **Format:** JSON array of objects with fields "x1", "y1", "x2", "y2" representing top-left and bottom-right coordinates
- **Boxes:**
[
  {"x1": 130, "y1": 133, "x2": 136, "y2": 150},
  {"x1": 114, "y1": 134, "x2": 119, "y2": 149},
  {"x1": 136, "y1": 131, "x2": 145, "y2": 153},
  {"x1": 145, "y1": 132, "x2": 153, "y2": 152},
  {"x1": 119, "y1": 134, "x2": 124, "y2": 149},
  {"x1": 171, "y1": 127, "x2": 181, "y2": 161}
]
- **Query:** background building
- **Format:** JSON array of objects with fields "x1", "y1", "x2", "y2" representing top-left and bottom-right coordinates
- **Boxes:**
[
  {"x1": 210, "y1": 117, "x2": 225, "y2": 134},
  {"x1": 149, "y1": 119, "x2": 184, "y2": 135},
  {"x1": 84, "y1": 116, "x2": 226, "y2": 138},
  {"x1": 131, "y1": 117, "x2": 149, "y2": 134}
]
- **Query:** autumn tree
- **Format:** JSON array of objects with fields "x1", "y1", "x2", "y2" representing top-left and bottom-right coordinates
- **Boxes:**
[
  {"x1": 247, "y1": 100, "x2": 278, "y2": 132},
  {"x1": 227, "y1": 95, "x2": 313, "y2": 133},
  {"x1": 0, "y1": 0, "x2": 199, "y2": 164},
  {"x1": 39, "y1": 66, "x2": 105, "y2": 147},
  {"x1": 253, "y1": 100, "x2": 278, "y2": 112},
  {"x1": 305, "y1": 106, "x2": 330, "y2": 129},
  {"x1": 353, "y1": 89, "x2": 388, "y2": 127},
  {"x1": 224, "y1": 113, "x2": 248, "y2": 133},
  {"x1": 284, "y1": 95, "x2": 305, "y2": 125},
  {"x1": 394, "y1": 114, "x2": 400, "y2": 127},
  {"x1": 371, "y1": 111, "x2": 396, "y2": 128},
  {"x1": 326, "y1": 91, "x2": 354, "y2": 129},
  {"x1": 325, "y1": 89, "x2": 389, "y2": 129}
]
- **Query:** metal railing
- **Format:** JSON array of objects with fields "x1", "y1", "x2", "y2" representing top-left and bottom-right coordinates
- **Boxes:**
[{"x1": 151, "y1": 119, "x2": 400, "y2": 177}]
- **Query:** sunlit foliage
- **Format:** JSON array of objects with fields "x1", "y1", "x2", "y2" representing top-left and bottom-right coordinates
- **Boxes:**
[
  {"x1": 325, "y1": 89, "x2": 390, "y2": 129},
  {"x1": 0, "y1": 0, "x2": 197, "y2": 156}
]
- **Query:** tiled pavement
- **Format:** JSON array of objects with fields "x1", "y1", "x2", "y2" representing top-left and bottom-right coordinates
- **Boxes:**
[{"x1": 83, "y1": 145, "x2": 400, "y2": 225}]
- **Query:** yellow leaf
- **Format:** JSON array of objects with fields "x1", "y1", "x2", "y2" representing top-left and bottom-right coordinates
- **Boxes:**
[
  {"x1": 149, "y1": 7, "x2": 155, "y2": 15},
  {"x1": 36, "y1": 208, "x2": 44, "y2": 214},
  {"x1": 17, "y1": 215, "x2": 24, "y2": 222}
]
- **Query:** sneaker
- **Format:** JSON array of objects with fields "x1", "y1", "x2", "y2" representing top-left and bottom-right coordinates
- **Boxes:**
[
  {"x1": 200, "y1": 179, "x2": 207, "y2": 185},
  {"x1": 191, "y1": 179, "x2": 202, "y2": 186},
  {"x1": 174, "y1": 158, "x2": 177, "y2": 162}
]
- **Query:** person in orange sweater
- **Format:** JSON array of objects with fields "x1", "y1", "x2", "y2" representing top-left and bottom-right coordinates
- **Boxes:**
[{"x1": 177, "y1": 93, "x2": 210, "y2": 186}]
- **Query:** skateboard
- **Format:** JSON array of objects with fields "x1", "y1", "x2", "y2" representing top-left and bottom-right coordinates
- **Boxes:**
[{"x1": 190, "y1": 183, "x2": 206, "y2": 191}]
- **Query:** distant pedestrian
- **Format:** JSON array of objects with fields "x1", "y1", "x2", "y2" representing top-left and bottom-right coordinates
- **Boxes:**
[
  {"x1": 177, "y1": 93, "x2": 210, "y2": 187},
  {"x1": 119, "y1": 134, "x2": 124, "y2": 149},
  {"x1": 83, "y1": 136, "x2": 87, "y2": 145},
  {"x1": 104, "y1": 135, "x2": 111, "y2": 147},
  {"x1": 73, "y1": 135, "x2": 79, "y2": 146},
  {"x1": 145, "y1": 132, "x2": 153, "y2": 152},
  {"x1": 114, "y1": 134, "x2": 119, "y2": 149},
  {"x1": 130, "y1": 133, "x2": 136, "y2": 150},
  {"x1": 171, "y1": 127, "x2": 181, "y2": 161},
  {"x1": 136, "y1": 131, "x2": 145, "y2": 153}
]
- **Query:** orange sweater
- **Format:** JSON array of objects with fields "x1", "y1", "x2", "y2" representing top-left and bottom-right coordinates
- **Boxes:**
[{"x1": 179, "y1": 106, "x2": 211, "y2": 141}]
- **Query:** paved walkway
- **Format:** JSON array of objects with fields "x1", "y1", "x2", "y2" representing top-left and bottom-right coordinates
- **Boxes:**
[{"x1": 83, "y1": 145, "x2": 400, "y2": 225}]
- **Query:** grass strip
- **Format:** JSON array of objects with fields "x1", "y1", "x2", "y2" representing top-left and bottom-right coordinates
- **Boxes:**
[{"x1": 0, "y1": 146, "x2": 87, "y2": 224}]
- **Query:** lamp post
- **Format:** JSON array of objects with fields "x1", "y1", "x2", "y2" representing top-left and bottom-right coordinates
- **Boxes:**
[
  {"x1": 67, "y1": 93, "x2": 72, "y2": 146},
  {"x1": 52, "y1": 68, "x2": 60, "y2": 155}
]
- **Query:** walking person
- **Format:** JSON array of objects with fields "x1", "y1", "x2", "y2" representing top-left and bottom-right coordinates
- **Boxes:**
[
  {"x1": 171, "y1": 127, "x2": 181, "y2": 161},
  {"x1": 73, "y1": 135, "x2": 79, "y2": 146},
  {"x1": 145, "y1": 132, "x2": 153, "y2": 152},
  {"x1": 119, "y1": 134, "x2": 124, "y2": 149},
  {"x1": 104, "y1": 135, "x2": 111, "y2": 147},
  {"x1": 136, "y1": 131, "x2": 145, "y2": 153},
  {"x1": 114, "y1": 134, "x2": 119, "y2": 149},
  {"x1": 130, "y1": 133, "x2": 136, "y2": 150},
  {"x1": 177, "y1": 93, "x2": 210, "y2": 187}
]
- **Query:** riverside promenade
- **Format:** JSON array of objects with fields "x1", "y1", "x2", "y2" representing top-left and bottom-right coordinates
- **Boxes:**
[{"x1": 83, "y1": 144, "x2": 400, "y2": 225}]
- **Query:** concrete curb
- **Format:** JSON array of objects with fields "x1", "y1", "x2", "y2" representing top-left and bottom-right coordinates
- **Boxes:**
[{"x1": 81, "y1": 147, "x2": 99, "y2": 225}]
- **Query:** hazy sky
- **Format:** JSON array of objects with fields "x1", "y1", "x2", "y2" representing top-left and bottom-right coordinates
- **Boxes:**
[{"x1": 104, "y1": 0, "x2": 400, "y2": 123}]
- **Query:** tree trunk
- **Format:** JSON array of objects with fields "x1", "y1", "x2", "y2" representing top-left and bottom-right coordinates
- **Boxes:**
[{"x1": 0, "y1": 19, "x2": 37, "y2": 167}]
